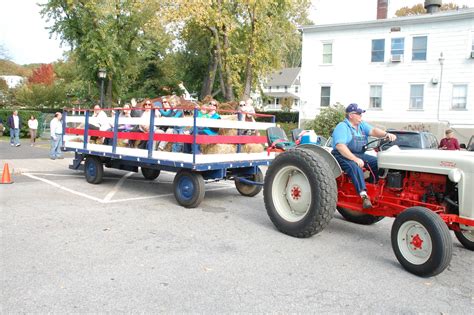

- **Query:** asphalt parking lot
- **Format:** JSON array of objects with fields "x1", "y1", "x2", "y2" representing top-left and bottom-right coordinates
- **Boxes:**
[{"x1": 1, "y1": 138, "x2": 473, "y2": 313}]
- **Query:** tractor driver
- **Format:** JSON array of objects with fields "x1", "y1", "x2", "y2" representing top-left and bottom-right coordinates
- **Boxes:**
[{"x1": 331, "y1": 103, "x2": 396, "y2": 209}]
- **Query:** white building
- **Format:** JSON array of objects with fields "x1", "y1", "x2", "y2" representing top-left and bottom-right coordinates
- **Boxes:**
[
  {"x1": 299, "y1": 8, "x2": 474, "y2": 143},
  {"x1": 0, "y1": 75, "x2": 24, "y2": 89},
  {"x1": 261, "y1": 67, "x2": 301, "y2": 112}
]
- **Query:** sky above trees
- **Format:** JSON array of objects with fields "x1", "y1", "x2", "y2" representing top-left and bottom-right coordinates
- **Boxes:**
[{"x1": 1, "y1": 0, "x2": 472, "y2": 65}]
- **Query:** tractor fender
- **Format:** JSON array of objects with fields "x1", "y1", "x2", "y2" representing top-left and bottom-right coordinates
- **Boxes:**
[{"x1": 297, "y1": 144, "x2": 342, "y2": 178}]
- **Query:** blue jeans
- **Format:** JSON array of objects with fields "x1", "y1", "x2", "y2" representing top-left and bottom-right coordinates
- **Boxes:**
[
  {"x1": 50, "y1": 135, "x2": 63, "y2": 158},
  {"x1": 10, "y1": 128, "x2": 20, "y2": 145},
  {"x1": 332, "y1": 150, "x2": 378, "y2": 194}
]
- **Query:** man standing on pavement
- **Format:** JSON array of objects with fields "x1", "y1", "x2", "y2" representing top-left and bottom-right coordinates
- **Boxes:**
[
  {"x1": 50, "y1": 112, "x2": 64, "y2": 160},
  {"x1": 7, "y1": 110, "x2": 21, "y2": 147},
  {"x1": 331, "y1": 103, "x2": 397, "y2": 208}
]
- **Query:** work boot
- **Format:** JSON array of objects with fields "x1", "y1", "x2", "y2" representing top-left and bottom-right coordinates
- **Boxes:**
[{"x1": 362, "y1": 195, "x2": 373, "y2": 209}]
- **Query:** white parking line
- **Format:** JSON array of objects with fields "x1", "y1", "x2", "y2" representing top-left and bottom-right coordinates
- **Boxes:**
[
  {"x1": 103, "y1": 172, "x2": 134, "y2": 202},
  {"x1": 24, "y1": 173, "x2": 104, "y2": 203},
  {"x1": 23, "y1": 172, "x2": 236, "y2": 204}
]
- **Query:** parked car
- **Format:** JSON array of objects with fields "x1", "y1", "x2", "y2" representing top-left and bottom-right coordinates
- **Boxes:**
[{"x1": 383, "y1": 130, "x2": 438, "y2": 150}]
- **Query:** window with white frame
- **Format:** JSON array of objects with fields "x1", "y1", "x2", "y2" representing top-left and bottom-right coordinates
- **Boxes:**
[
  {"x1": 452, "y1": 84, "x2": 467, "y2": 110},
  {"x1": 371, "y1": 39, "x2": 385, "y2": 62},
  {"x1": 323, "y1": 43, "x2": 333, "y2": 64},
  {"x1": 409, "y1": 84, "x2": 424, "y2": 109},
  {"x1": 391, "y1": 38, "x2": 404, "y2": 57},
  {"x1": 369, "y1": 85, "x2": 382, "y2": 108},
  {"x1": 320, "y1": 86, "x2": 331, "y2": 107},
  {"x1": 412, "y1": 36, "x2": 427, "y2": 61},
  {"x1": 295, "y1": 86, "x2": 299, "y2": 93}
]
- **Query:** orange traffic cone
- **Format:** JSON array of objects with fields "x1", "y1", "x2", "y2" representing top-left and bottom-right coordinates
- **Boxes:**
[{"x1": 1, "y1": 163, "x2": 13, "y2": 184}]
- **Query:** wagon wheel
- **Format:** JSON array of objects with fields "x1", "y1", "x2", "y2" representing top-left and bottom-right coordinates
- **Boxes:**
[
  {"x1": 235, "y1": 167, "x2": 263, "y2": 197},
  {"x1": 337, "y1": 207, "x2": 384, "y2": 225},
  {"x1": 173, "y1": 170, "x2": 205, "y2": 208},
  {"x1": 141, "y1": 167, "x2": 160, "y2": 180},
  {"x1": 264, "y1": 148, "x2": 337, "y2": 238},
  {"x1": 391, "y1": 206, "x2": 452, "y2": 277},
  {"x1": 454, "y1": 229, "x2": 474, "y2": 250},
  {"x1": 84, "y1": 156, "x2": 103, "y2": 184}
]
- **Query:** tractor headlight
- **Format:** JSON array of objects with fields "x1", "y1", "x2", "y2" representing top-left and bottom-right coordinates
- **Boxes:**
[{"x1": 448, "y1": 168, "x2": 462, "y2": 183}]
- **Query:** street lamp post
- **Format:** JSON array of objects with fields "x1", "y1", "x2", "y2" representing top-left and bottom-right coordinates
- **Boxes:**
[
  {"x1": 437, "y1": 52, "x2": 444, "y2": 122},
  {"x1": 98, "y1": 68, "x2": 107, "y2": 107}
]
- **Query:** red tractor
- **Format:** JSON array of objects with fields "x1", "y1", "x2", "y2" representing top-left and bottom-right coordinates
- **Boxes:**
[{"x1": 263, "y1": 142, "x2": 474, "y2": 277}]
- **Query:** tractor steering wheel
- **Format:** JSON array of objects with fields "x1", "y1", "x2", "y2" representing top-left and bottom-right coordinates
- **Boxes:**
[{"x1": 363, "y1": 137, "x2": 393, "y2": 152}]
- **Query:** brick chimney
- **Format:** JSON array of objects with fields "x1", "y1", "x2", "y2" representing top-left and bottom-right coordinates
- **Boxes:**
[
  {"x1": 377, "y1": 0, "x2": 388, "y2": 19},
  {"x1": 424, "y1": 0, "x2": 442, "y2": 13}
]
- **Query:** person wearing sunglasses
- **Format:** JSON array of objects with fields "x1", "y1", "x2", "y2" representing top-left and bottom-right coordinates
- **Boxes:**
[{"x1": 331, "y1": 103, "x2": 396, "y2": 208}]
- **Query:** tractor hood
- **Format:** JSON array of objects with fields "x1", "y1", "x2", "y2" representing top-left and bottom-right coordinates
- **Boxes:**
[
  {"x1": 378, "y1": 148, "x2": 474, "y2": 175},
  {"x1": 378, "y1": 148, "x2": 474, "y2": 222}
]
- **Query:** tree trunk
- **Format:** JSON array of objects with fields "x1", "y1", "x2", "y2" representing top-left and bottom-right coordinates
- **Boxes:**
[
  {"x1": 201, "y1": 48, "x2": 218, "y2": 99},
  {"x1": 243, "y1": 6, "x2": 256, "y2": 100},
  {"x1": 221, "y1": 27, "x2": 234, "y2": 101}
]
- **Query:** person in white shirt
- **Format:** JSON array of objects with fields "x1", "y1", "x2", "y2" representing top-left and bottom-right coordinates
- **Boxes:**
[
  {"x1": 28, "y1": 115, "x2": 39, "y2": 146},
  {"x1": 7, "y1": 110, "x2": 21, "y2": 146},
  {"x1": 50, "y1": 112, "x2": 63, "y2": 160},
  {"x1": 89, "y1": 104, "x2": 112, "y2": 144}
]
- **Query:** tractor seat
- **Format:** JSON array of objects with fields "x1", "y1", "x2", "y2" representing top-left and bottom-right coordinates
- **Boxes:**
[{"x1": 266, "y1": 127, "x2": 295, "y2": 153}]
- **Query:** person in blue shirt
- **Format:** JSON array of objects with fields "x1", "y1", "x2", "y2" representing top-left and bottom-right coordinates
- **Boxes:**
[
  {"x1": 155, "y1": 96, "x2": 185, "y2": 152},
  {"x1": 332, "y1": 103, "x2": 396, "y2": 208}
]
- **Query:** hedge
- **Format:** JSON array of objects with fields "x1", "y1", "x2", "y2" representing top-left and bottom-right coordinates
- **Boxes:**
[
  {"x1": 0, "y1": 109, "x2": 45, "y2": 139},
  {"x1": 257, "y1": 111, "x2": 298, "y2": 123}
]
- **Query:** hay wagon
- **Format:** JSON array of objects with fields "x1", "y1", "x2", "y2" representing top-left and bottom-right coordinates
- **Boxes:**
[{"x1": 62, "y1": 106, "x2": 276, "y2": 208}]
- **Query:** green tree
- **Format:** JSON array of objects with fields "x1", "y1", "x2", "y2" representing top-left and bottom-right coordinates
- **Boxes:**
[
  {"x1": 305, "y1": 103, "x2": 345, "y2": 139},
  {"x1": 41, "y1": 0, "x2": 165, "y2": 105},
  {"x1": 395, "y1": 2, "x2": 468, "y2": 16},
  {"x1": 165, "y1": 0, "x2": 310, "y2": 101}
]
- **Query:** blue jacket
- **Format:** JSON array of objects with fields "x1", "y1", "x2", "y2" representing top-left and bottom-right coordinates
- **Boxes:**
[{"x1": 7, "y1": 115, "x2": 22, "y2": 129}]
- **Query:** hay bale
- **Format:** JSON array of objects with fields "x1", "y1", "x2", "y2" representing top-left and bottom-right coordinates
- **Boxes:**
[
  {"x1": 219, "y1": 115, "x2": 238, "y2": 136},
  {"x1": 201, "y1": 143, "x2": 237, "y2": 154},
  {"x1": 242, "y1": 143, "x2": 264, "y2": 153}
]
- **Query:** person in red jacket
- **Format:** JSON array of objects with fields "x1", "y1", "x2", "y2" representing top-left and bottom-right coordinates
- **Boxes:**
[{"x1": 439, "y1": 129, "x2": 460, "y2": 150}]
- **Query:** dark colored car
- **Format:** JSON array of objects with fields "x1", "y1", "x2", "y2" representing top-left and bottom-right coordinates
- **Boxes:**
[{"x1": 384, "y1": 130, "x2": 439, "y2": 150}]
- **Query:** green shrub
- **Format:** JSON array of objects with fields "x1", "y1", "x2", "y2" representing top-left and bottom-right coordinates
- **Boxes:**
[
  {"x1": 304, "y1": 103, "x2": 345, "y2": 138},
  {"x1": 0, "y1": 109, "x2": 45, "y2": 138}
]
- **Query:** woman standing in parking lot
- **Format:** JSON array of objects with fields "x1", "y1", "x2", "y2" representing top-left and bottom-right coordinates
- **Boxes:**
[
  {"x1": 439, "y1": 129, "x2": 460, "y2": 150},
  {"x1": 28, "y1": 115, "x2": 38, "y2": 146}
]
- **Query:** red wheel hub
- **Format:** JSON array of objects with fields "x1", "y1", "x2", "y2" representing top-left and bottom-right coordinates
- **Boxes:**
[
  {"x1": 291, "y1": 186, "x2": 301, "y2": 200},
  {"x1": 410, "y1": 234, "x2": 423, "y2": 249}
]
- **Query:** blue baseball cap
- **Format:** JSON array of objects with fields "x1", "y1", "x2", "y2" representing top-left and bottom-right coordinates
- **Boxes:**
[{"x1": 346, "y1": 103, "x2": 366, "y2": 114}]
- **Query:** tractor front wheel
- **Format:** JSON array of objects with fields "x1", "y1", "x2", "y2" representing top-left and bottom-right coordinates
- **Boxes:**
[{"x1": 391, "y1": 206, "x2": 452, "y2": 277}]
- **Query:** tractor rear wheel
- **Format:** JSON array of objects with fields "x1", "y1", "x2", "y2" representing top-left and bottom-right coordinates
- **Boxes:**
[
  {"x1": 391, "y1": 206, "x2": 452, "y2": 277},
  {"x1": 264, "y1": 148, "x2": 337, "y2": 238},
  {"x1": 337, "y1": 207, "x2": 384, "y2": 225},
  {"x1": 454, "y1": 230, "x2": 474, "y2": 250}
]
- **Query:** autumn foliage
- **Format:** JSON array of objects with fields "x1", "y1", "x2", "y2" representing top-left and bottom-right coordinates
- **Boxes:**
[{"x1": 28, "y1": 64, "x2": 55, "y2": 85}]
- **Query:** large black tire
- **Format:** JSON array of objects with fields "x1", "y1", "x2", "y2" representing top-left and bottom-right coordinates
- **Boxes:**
[
  {"x1": 173, "y1": 170, "x2": 205, "y2": 208},
  {"x1": 141, "y1": 167, "x2": 160, "y2": 180},
  {"x1": 391, "y1": 207, "x2": 453, "y2": 277},
  {"x1": 84, "y1": 156, "x2": 104, "y2": 184},
  {"x1": 454, "y1": 230, "x2": 474, "y2": 250},
  {"x1": 235, "y1": 168, "x2": 263, "y2": 197},
  {"x1": 337, "y1": 207, "x2": 384, "y2": 225},
  {"x1": 264, "y1": 148, "x2": 337, "y2": 238}
]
